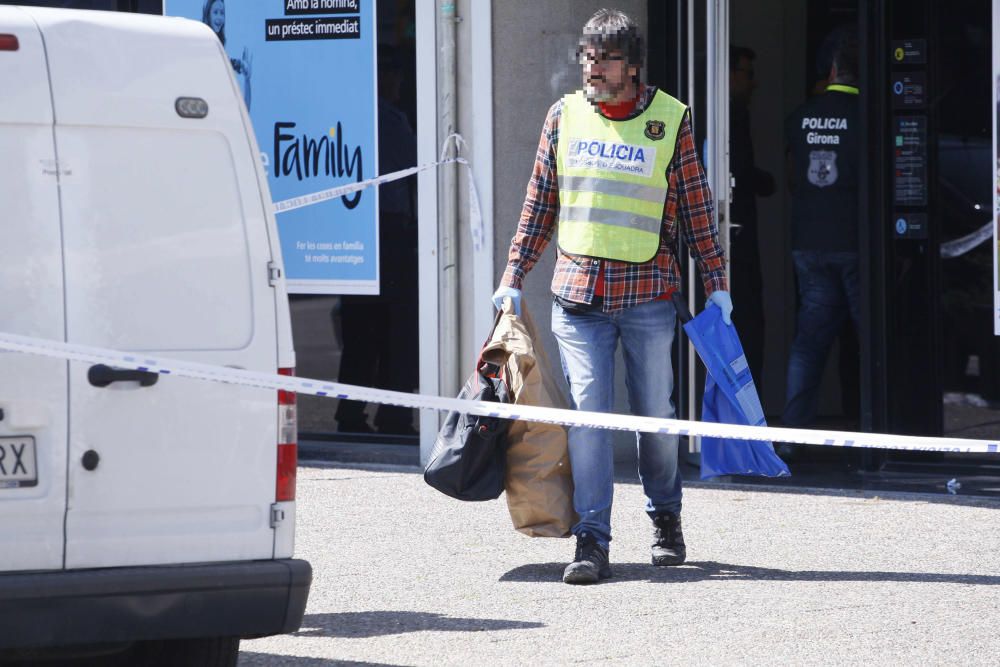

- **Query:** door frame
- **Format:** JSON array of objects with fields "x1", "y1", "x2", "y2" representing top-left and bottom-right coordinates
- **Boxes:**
[
  {"x1": 859, "y1": 0, "x2": 887, "y2": 434},
  {"x1": 416, "y1": 0, "x2": 439, "y2": 462},
  {"x1": 416, "y1": 1, "x2": 495, "y2": 463},
  {"x1": 676, "y1": 0, "x2": 731, "y2": 457}
]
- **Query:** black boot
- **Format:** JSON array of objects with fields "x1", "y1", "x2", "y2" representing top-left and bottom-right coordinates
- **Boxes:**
[
  {"x1": 651, "y1": 512, "x2": 686, "y2": 566},
  {"x1": 562, "y1": 532, "x2": 611, "y2": 584}
]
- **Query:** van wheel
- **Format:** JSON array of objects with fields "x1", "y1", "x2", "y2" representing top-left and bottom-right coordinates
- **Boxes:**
[{"x1": 127, "y1": 637, "x2": 240, "y2": 667}]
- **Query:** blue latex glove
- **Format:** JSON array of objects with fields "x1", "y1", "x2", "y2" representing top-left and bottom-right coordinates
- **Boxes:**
[
  {"x1": 707, "y1": 290, "x2": 733, "y2": 325},
  {"x1": 492, "y1": 286, "x2": 522, "y2": 315}
]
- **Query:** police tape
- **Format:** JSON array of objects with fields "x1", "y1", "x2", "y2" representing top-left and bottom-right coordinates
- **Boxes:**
[
  {"x1": 0, "y1": 331, "x2": 997, "y2": 455},
  {"x1": 271, "y1": 134, "x2": 485, "y2": 252}
]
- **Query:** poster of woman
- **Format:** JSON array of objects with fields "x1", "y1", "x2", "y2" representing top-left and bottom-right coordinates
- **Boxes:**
[
  {"x1": 164, "y1": 0, "x2": 379, "y2": 295},
  {"x1": 202, "y1": 0, "x2": 252, "y2": 110}
]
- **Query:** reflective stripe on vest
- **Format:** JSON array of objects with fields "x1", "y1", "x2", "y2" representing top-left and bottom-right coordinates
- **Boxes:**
[
  {"x1": 557, "y1": 175, "x2": 667, "y2": 203},
  {"x1": 555, "y1": 89, "x2": 687, "y2": 263}
]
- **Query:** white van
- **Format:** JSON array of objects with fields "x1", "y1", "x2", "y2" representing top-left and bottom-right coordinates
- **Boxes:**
[{"x1": 0, "y1": 6, "x2": 309, "y2": 664}]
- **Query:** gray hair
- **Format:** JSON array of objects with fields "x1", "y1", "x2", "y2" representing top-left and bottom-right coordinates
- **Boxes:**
[{"x1": 578, "y1": 8, "x2": 643, "y2": 68}]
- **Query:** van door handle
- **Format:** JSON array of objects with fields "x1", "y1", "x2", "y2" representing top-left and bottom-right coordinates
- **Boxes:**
[{"x1": 88, "y1": 364, "x2": 159, "y2": 388}]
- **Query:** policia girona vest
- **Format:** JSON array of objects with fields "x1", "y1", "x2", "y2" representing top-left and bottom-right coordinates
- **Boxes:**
[
  {"x1": 784, "y1": 84, "x2": 859, "y2": 252},
  {"x1": 555, "y1": 89, "x2": 688, "y2": 263}
]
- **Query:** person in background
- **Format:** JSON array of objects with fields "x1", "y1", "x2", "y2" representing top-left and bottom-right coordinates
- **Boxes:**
[
  {"x1": 782, "y1": 29, "x2": 861, "y2": 431},
  {"x1": 494, "y1": 9, "x2": 731, "y2": 585}
]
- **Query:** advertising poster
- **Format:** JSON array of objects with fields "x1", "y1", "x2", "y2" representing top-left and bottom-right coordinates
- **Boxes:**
[{"x1": 165, "y1": 0, "x2": 379, "y2": 294}]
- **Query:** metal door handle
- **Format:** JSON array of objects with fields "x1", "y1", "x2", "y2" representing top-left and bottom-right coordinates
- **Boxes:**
[{"x1": 88, "y1": 364, "x2": 159, "y2": 388}]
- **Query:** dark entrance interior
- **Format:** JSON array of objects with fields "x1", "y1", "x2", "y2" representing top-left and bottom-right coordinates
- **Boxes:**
[
  {"x1": 289, "y1": 0, "x2": 421, "y2": 444},
  {"x1": 650, "y1": 0, "x2": 1000, "y2": 493}
]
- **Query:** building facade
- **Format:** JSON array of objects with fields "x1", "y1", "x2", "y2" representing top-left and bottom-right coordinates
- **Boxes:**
[{"x1": 10, "y1": 0, "x2": 1000, "y2": 489}]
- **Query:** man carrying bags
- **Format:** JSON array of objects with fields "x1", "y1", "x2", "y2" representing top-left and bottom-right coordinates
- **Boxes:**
[{"x1": 494, "y1": 9, "x2": 731, "y2": 584}]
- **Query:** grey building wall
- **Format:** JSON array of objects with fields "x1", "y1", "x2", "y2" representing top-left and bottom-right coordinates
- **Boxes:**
[
  {"x1": 455, "y1": 0, "x2": 476, "y2": 388},
  {"x1": 490, "y1": 1, "x2": 648, "y2": 462}
]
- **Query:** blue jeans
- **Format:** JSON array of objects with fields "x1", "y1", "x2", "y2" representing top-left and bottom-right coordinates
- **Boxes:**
[
  {"x1": 551, "y1": 298, "x2": 682, "y2": 549},
  {"x1": 783, "y1": 251, "x2": 861, "y2": 427}
]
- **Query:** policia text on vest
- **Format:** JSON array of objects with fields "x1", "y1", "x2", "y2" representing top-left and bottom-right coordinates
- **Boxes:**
[
  {"x1": 784, "y1": 83, "x2": 860, "y2": 253},
  {"x1": 555, "y1": 89, "x2": 687, "y2": 263}
]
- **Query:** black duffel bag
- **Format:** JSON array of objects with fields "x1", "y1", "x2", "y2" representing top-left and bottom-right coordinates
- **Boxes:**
[{"x1": 424, "y1": 361, "x2": 512, "y2": 501}]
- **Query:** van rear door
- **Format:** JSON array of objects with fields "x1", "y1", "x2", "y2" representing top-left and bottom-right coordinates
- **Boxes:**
[
  {"x1": 31, "y1": 9, "x2": 281, "y2": 569},
  {"x1": 0, "y1": 7, "x2": 69, "y2": 572}
]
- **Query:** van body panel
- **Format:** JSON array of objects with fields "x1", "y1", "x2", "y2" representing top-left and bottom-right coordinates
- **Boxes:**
[
  {"x1": 16, "y1": 7, "x2": 282, "y2": 569},
  {"x1": 0, "y1": 7, "x2": 68, "y2": 573},
  {"x1": 224, "y1": 63, "x2": 297, "y2": 372},
  {"x1": 27, "y1": 9, "x2": 235, "y2": 132},
  {"x1": 0, "y1": 6, "x2": 309, "y2": 645},
  {"x1": 57, "y1": 125, "x2": 254, "y2": 352},
  {"x1": 272, "y1": 500, "x2": 296, "y2": 558},
  {"x1": 0, "y1": 8, "x2": 51, "y2": 125}
]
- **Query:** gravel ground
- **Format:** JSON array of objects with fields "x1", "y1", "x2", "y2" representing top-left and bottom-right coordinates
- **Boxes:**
[{"x1": 240, "y1": 462, "x2": 1000, "y2": 666}]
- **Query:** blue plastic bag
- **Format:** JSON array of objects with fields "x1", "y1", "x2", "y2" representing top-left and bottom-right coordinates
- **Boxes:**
[{"x1": 680, "y1": 302, "x2": 790, "y2": 480}]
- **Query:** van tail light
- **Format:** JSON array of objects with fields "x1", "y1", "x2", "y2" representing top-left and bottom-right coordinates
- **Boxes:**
[
  {"x1": 0, "y1": 35, "x2": 19, "y2": 51},
  {"x1": 276, "y1": 367, "x2": 297, "y2": 502}
]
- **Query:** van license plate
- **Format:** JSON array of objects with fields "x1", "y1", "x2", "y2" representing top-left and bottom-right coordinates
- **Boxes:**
[{"x1": 0, "y1": 437, "x2": 37, "y2": 488}]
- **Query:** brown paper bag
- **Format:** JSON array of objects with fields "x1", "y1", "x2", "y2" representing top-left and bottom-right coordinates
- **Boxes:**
[{"x1": 481, "y1": 299, "x2": 576, "y2": 537}]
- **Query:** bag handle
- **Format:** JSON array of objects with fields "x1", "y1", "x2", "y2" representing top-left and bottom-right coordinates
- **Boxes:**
[
  {"x1": 475, "y1": 306, "x2": 508, "y2": 381},
  {"x1": 671, "y1": 291, "x2": 694, "y2": 324}
]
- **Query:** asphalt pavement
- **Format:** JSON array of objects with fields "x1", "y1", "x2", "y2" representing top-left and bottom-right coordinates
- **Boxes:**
[{"x1": 239, "y1": 461, "x2": 1000, "y2": 666}]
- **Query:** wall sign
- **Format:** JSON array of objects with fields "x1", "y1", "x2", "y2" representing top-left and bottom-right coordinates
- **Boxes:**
[
  {"x1": 892, "y1": 39, "x2": 927, "y2": 65},
  {"x1": 893, "y1": 212, "x2": 928, "y2": 240},
  {"x1": 891, "y1": 72, "x2": 926, "y2": 109},
  {"x1": 165, "y1": 0, "x2": 380, "y2": 295},
  {"x1": 893, "y1": 116, "x2": 928, "y2": 207}
]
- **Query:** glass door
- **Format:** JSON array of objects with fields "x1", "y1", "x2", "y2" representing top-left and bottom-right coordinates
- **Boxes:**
[{"x1": 673, "y1": 0, "x2": 731, "y2": 460}]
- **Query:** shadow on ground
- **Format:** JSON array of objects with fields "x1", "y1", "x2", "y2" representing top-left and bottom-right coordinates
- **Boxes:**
[
  {"x1": 291, "y1": 611, "x2": 544, "y2": 639},
  {"x1": 500, "y1": 560, "x2": 1000, "y2": 585},
  {"x1": 239, "y1": 653, "x2": 401, "y2": 667}
]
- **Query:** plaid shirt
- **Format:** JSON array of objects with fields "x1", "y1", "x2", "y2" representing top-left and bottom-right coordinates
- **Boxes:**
[{"x1": 500, "y1": 86, "x2": 728, "y2": 312}]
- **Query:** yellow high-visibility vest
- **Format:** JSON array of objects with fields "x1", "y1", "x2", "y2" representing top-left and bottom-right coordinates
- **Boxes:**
[{"x1": 555, "y1": 89, "x2": 687, "y2": 263}]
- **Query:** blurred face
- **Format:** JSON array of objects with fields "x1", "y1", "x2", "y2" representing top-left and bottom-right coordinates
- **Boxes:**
[
  {"x1": 580, "y1": 43, "x2": 638, "y2": 104},
  {"x1": 209, "y1": 1, "x2": 225, "y2": 33},
  {"x1": 730, "y1": 54, "x2": 756, "y2": 105}
]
